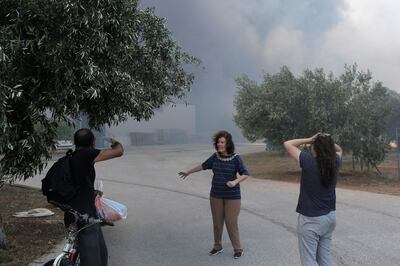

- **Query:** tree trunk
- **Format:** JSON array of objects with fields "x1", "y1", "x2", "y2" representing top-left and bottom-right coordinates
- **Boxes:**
[
  {"x1": 373, "y1": 164, "x2": 383, "y2": 177},
  {"x1": 0, "y1": 213, "x2": 8, "y2": 250}
]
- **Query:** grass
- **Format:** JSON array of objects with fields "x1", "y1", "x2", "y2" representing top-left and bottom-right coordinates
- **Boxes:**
[
  {"x1": 0, "y1": 185, "x2": 64, "y2": 266},
  {"x1": 242, "y1": 151, "x2": 400, "y2": 196}
]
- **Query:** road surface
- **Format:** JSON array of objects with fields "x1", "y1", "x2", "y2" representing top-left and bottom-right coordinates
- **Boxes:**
[{"x1": 26, "y1": 144, "x2": 400, "y2": 265}]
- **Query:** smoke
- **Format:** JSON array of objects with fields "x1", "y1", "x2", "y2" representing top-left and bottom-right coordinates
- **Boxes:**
[{"x1": 140, "y1": 0, "x2": 399, "y2": 140}]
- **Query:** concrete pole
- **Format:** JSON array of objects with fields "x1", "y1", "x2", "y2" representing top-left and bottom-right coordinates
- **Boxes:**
[{"x1": 397, "y1": 128, "x2": 400, "y2": 179}]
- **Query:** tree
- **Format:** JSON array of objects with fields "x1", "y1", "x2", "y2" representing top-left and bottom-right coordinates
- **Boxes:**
[
  {"x1": 338, "y1": 65, "x2": 391, "y2": 171},
  {"x1": 297, "y1": 68, "x2": 347, "y2": 136},
  {"x1": 385, "y1": 90, "x2": 400, "y2": 140},
  {"x1": 234, "y1": 64, "x2": 392, "y2": 171},
  {"x1": 233, "y1": 75, "x2": 265, "y2": 142},
  {"x1": 234, "y1": 66, "x2": 305, "y2": 148},
  {"x1": 56, "y1": 122, "x2": 75, "y2": 141},
  {"x1": 0, "y1": 0, "x2": 200, "y2": 183},
  {"x1": 234, "y1": 66, "x2": 346, "y2": 148}
]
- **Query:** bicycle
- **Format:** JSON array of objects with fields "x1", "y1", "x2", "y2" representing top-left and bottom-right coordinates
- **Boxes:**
[{"x1": 43, "y1": 200, "x2": 113, "y2": 266}]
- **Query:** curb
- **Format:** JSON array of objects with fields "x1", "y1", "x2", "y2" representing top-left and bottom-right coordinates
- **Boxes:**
[
  {"x1": 9, "y1": 183, "x2": 41, "y2": 191},
  {"x1": 28, "y1": 242, "x2": 65, "y2": 266}
]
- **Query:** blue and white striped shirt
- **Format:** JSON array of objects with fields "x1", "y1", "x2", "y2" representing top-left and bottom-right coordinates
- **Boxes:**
[{"x1": 202, "y1": 153, "x2": 249, "y2": 200}]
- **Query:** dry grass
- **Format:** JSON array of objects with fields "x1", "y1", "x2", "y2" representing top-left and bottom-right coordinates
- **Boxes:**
[
  {"x1": 242, "y1": 151, "x2": 400, "y2": 196},
  {"x1": 0, "y1": 185, "x2": 64, "y2": 266}
]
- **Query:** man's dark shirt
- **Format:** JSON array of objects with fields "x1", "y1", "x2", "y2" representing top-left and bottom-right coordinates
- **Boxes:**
[{"x1": 64, "y1": 148, "x2": 100, "y2": 226}]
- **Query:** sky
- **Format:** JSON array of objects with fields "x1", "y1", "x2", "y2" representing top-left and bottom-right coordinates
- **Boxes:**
[{"x1": 141, "y1": 0, "x2": 400, "y2": 139}]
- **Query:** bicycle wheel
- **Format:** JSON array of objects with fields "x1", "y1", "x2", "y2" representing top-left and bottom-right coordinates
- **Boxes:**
[
  {"x1": 44, "y1": 257, "x2": 74, "y2": 266},
  {"x1": 43, "y1": 259, "x2": 55, "y2": 266},
  {"x1": 59, "y1": 257, "x2": 75, "y2": 266},
  {"x1": 74, "y1": 254, "x2": 80, "y2": 266}
]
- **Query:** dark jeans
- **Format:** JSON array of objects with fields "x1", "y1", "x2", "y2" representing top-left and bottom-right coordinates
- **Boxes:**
[{"x1": 78, "y1": 223, "x2": 108, "y2": 266}]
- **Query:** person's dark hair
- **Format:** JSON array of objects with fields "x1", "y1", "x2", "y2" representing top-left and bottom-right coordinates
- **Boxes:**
[
  {"x1": 74, "y1": 128, "x2": 95, "y2": 148},
  {"x1": 313, "y1": 134, "x2": 336, "y2": 187},
  {"x1": 213, "y1": 130, "x2": 235, "y2": 155}
]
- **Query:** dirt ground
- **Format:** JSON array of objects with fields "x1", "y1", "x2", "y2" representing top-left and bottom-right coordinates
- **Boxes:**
[
  {"x1": 242, "y1": 151, "x2": 400, "y2": 196},
  {"x1": 0, "y1": 185, "x2": 64, "y2": 266}
]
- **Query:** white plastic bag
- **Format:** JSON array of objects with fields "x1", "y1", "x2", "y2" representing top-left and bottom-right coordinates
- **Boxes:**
[
  {"x1": 95, "y1": 196, "x2": 128, "y2": 222},
  {"x1": 94, "y1": 180, "x2": 104, "y2": 191}
]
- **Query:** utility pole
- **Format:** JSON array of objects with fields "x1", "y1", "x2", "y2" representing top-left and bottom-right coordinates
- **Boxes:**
[{"x1": 397, "y1": 128, "x2": 400, "y2": 179}]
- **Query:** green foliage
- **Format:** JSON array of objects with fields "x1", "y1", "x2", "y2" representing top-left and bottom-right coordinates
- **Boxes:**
[
  {"x1": 234, "y1": 66, "x2": 346, "y2": 148},
  {"x1": 338, "y1": 65, "x2": 391, "y2": 169},
  {"x1": 56, "y1": 122, "x2": 74, "y2": 141},
  {"x1": 385, "y1": 90, "x2": 400, "y2": 140},
  {"x1": 0, "y1": 0, "x2": 199, "y2": 182},
  {"x1": 234, "y1": 75, "x2": 266, "y2": 142},
  {"x1": 234, "y1": 64, "x2": 393, "y2": 170}
]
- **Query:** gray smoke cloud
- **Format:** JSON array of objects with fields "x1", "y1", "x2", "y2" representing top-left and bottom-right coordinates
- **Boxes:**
[{"x1": 140, "y1": 0, "x2": 398, "y2": 140}]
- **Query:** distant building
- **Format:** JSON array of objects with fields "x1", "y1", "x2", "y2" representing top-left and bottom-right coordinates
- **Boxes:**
[{"x1": 78, "y1": 104, "x2": 196, "y2": 146}]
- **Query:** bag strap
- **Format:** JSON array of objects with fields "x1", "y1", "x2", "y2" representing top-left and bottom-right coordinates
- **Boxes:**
[
  {"x1": 65, "y1": 149, "x2": 78, "y2": 186},
  {"x1": 66, "y1": 149, "x2": 73, "y2": 157}
]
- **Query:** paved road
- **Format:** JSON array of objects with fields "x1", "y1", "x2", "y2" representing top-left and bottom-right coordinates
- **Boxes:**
[{"x1": 26, "y1": 144, "x2": 400, "y2": 265}]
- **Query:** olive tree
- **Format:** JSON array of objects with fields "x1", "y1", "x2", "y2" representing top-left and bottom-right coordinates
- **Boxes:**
[{"x1": 0, "y1": 0, "x2": 200, "y2": 183}]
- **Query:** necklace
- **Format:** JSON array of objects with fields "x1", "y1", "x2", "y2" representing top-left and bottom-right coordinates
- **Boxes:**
[{"x1": 216, "y1": 152, "x2": 237, "y2": 161}]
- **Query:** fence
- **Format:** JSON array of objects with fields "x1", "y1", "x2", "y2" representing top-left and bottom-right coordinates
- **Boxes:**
[{"x1": 378, "y1": 151, "x2": 400, "y2": 180}]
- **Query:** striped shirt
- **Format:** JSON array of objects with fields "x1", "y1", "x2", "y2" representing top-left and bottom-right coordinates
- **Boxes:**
[{"x1": 202, "y1": 153, "x2": 249, "y2": 200}]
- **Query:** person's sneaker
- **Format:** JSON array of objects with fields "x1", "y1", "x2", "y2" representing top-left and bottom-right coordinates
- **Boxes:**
[
  {"x1": 233, "y1": 250, "x2": 243, "y2": 259},
  {"x1": 209, "y1": 248, "x2": 223, "y2": 256}
]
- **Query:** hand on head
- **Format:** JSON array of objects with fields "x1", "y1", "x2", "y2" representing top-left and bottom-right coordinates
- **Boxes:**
[{"x1": 310, "y1": 132, "x2": 330, "y2": 143}]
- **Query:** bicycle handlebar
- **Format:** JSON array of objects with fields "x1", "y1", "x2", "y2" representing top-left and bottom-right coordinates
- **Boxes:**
[{"x1": 49, "y1": 200, "x2": 114, "y2": 227}]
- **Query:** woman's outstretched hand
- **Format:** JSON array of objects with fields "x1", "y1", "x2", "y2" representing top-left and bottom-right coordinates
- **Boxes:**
[
  {"x1": 227, "y1": 180, "x2": 238, "y2": 188},
  {"x1": 178, "y1": 165, "x2": 203, "y2": 179},
  {"x1": 179, "y1": 171, "x2": 190, "y2": 179}
]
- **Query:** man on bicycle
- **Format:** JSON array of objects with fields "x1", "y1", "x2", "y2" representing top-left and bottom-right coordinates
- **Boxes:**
[{"x1": 66, "y1": 128, "x2": 124, "y2": 266}]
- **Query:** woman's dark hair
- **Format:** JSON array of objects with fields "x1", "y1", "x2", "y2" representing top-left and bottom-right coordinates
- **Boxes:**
[
  {"x1": 74, "y1": 128, "x2": 95, "y2": 148},
  {"x1": 213, "y1": 130, "x2": 235, "y2": 155},
  {"x1": 313, "y1": 134, "x2": 336, "y2": 187}
]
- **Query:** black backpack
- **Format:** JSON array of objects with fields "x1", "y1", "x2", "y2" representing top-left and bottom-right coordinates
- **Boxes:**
[{"x1": 41, "y1": 149, "x2": 79, "y2": 203}]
